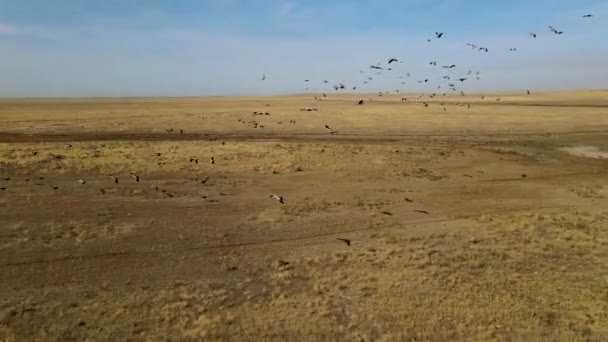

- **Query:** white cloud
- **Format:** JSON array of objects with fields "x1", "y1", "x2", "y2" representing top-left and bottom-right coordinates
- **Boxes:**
[{"x1": 0, "y1": 22, "x2": 16, "y2": 35}]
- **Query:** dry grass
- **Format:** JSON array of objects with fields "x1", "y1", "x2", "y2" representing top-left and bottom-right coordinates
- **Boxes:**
[{"x1": 1, "y1": 90, "x2": 608, "y2": 340}]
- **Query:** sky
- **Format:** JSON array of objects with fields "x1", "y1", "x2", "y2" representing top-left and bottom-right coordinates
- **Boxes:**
[{"x1": 0, "y1": 0, "x2": 607, "y2": 97}]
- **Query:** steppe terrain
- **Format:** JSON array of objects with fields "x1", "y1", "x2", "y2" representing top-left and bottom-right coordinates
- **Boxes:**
[{"x1": 1, "y1": 91, "x2": 608, "y2": 341}]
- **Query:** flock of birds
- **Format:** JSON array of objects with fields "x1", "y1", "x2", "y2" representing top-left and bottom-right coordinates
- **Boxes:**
[
  {"x1": 1, "y1": 13, "x2": 598, "y2": 249},
  {"x1": 260, "y1": 14, "x2": 595, "y2": 101}
]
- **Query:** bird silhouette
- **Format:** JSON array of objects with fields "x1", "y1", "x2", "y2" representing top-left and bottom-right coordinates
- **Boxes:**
[
  {"x1": 435, "y1": 32, "x2": 444, "y2": 38},
  {"x1": 336, "y1": 238, "x2": 351, "y2": 246},
  {"x1": 549, "y1": 26, "x2": 564, "y2": 34},
  {"x1": 388, "y1": 58, "x2": 399, "y2": 64},
  {"x1": 583, "y1": 14, "x2": 593, "y2": 18},
  {"x1": 270, "y1": 194, "x2": 284, "y2": 204},
  {"x1": 530, "y1": 33, "x2": 537, "y2": 38},
  {"x1": 130, "y1": 173, "x2": 140, "y2": 182}
]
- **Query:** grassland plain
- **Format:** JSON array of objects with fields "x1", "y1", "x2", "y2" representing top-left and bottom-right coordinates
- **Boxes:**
[{"x1": 1, "y1": 91, "x2": 608, "y2": 341}]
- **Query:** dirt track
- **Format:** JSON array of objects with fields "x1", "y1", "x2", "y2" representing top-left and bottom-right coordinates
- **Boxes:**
[{"x1": 2, "y1": 94, "x2": 608, "y2": 340}]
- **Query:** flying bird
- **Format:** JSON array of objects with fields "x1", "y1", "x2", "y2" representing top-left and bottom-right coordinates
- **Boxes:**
[
  {"x1": 270, "y1": 194, "x2": 284, "y2": 204},
  {"x1": 435, "y1": 32, "x2": 444, "y2": 38},
  {"x1": 370, "y1": 65, "x2": 383, "y2": 70},
  {"x1": 549, "y1": 26, "x2": 564, "y2": 34},
  {"x1": 325, "y1": 124, "x2": 336, "y2": 134},
  {"x1": 195, "y1": 177, "x2": 210, "y2": 184},
  {"x1": 583, "y1": 14, "x2": 593, "y2": 18},
  {"x1": 388, "y1": 58, "x2": 399, "y2": 64},
  {"x1": 261, "y1": 74, "x2": 266, "y2": 81},
  {"x1": 530, "y1": 33, "x2": 537, "y2": 38},
  {"x1": 336, "y1": 238, "x2": 351, "y2": 246}
]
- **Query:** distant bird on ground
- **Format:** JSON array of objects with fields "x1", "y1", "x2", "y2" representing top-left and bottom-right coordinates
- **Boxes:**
[
  {"x1": 430, "y1": 61, "x2": 437, "y2": 66},
  {"x1": 78, "y1": 179, "x2": 86, "y2": 185},
  {"x1": 357, "y1": 100, "x2": 364, "y2": 105},
  {"x1": 414, "y1": 210, "x2": 430, "y2": 215},
  {"x1": 130, "y1": 173, "x2": 140, "y2": 182},
  {"x1": 270, "y1": 194, "x2": 284, "y2": 204},
  {"x1": 527, "y1": 90, "x2": 531, "y2": 95},
  {"x1": 549, "y1": 26, "x2": 564, "y2": 34},
  {"x1": 210, "y1": 157, "x2": 215, "y2": 164},
  {"x1": 112, "y1": 176, "x2": 118, "y2": 184},
  {"x1": 325, "y1": 124, "x2": 336, "y2": 134},
  {"x1": 435, "y1": 32, "x2": 444, "y2": 38},
  {"x1": 336, "y1": 238, "x2": 351, "y2": 246}
]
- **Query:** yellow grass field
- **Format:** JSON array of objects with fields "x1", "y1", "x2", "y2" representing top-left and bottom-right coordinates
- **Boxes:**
[{"x1": 1, "y1": 91, "x2": 608, "y2": 340}]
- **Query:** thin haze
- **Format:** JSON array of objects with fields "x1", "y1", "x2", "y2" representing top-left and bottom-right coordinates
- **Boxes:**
[{"x1": 0, "y1": 0, "x2": 607, "y2": 97}]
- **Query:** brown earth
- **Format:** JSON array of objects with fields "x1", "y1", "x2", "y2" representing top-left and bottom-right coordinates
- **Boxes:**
[{"x1": 1, "y1": 91, "x2": 608, "y2": 341}]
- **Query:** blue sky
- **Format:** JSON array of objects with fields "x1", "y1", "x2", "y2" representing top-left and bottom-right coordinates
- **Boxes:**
[{"x1": 0, "y1": 0, "x2": 607, "y2": 97}]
